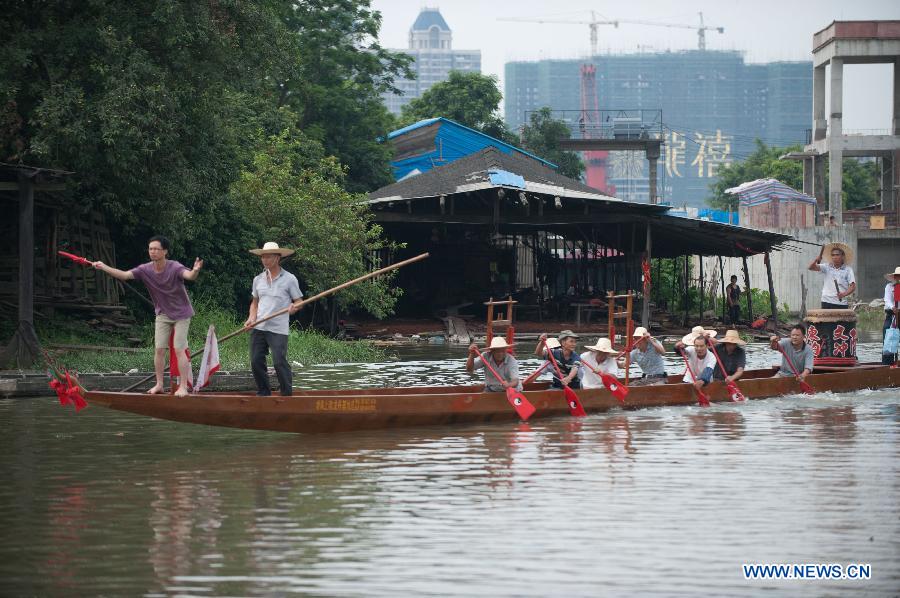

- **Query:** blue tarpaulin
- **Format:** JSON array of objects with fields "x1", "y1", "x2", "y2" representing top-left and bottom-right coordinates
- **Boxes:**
[{"x1": 487, "y1": 169, "x2": 526, "y2": 188}]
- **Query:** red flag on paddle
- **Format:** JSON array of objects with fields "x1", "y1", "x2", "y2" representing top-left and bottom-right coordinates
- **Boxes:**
[
  {"x1": 57, "y1": 250, "x2": 92, "y2": 266},
  {"x1": 194, "y1": 325, "x2": 220, "y2": 391},
  {"x1": 169, "y1": 330, "x2": 193, "y2": 391}
]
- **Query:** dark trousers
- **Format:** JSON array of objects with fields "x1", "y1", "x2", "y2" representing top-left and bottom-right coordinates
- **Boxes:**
[
  {"x1": 821, "y1": 301, "x2": 846, "y2": 310},
  {"x1": 728, "y1": 304, "x2": 740, "y2": 325},
  {"x1": 250, "y1": 329, "x2": 292, "y2": 396},
  {"x1": 884, "y1": 311, "x2": 898, "y2": 365}
]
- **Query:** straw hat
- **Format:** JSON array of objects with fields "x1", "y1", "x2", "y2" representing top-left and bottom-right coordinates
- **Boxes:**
[
  {"x1": 682, "y1": 325, "x2": 717, "y2": 345},
  {"x1": 632, "y1": 326, "x2": 650, "y2": 338},
  {"x1": 558, "y1": 329, "x2": 580, "y2": 341},
  {"x1": 823, "y1": 241, "x2": 853, "y2": 265},
  {"x1": 487, "y1": 337, "x2": 513, "y2": 350},
  {"x1": 884, "y1": 266, "x2": 900, "y2": 282},
  {"x1": 250, "y1": 241, "x2": 295, "y2": 257},
  {"x1": 584, "y1": 338, "x2": 618, "y2": 354},
  {"x1": 720, "y1": 329, "x2": 746, "y2": 345}
]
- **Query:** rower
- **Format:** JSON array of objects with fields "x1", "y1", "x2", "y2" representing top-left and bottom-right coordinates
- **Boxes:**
[
  {"x1": 579, "y1": 338, "x2": 620, "y2": 389},
  {"x1": 882, "y1": 266, "x2": 900, "y2": 365},
  {"x1": 711, "y1": 329, "x2": 746, "y2": 383},
  {"x1": 628, "y1": 326, "x2": 667, "y2": 386},
  {"x1": 808, "y1": 242, "x2": 856, "y2": 309},
  {"x1": 466, "y1": 337, "x2": 521, "y2": 393},
  {"x1": 535, "y1": 330, "x2": 583, "y2": 389},
  {"x1": 673, "y1": 332, "x2": 716, "y2": 392},
  {"x1": 769, "y1": 325, "x2": 813, "y2": 382}
]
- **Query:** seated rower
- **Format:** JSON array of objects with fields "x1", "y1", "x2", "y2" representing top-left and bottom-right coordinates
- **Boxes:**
[
  {"x1": 711, "y1": 329, "x2": 746, "y2": 383},
  {"x1": 466, "y1": 337, "x2": 521, "y2": 393},
  {"x1": 628, "y1": 326, "x2": 667, "y2": 385},
  {"x1": 580, "y1": 338, "x2": 621, "y2": 389},
  {"x1": 535, "y1": 330, "x2": 583, "y2": 389},
  {"x1": 674, "y1": 333, "x2": 717, "y2": 392},
  {"x1": 769, "y1": 325, "x2": 813, "y2": 383}
]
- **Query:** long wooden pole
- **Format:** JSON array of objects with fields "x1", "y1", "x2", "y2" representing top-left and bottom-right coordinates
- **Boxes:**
[{"x1": 121, "y1": 252, "x2": 430, "y2": 392}]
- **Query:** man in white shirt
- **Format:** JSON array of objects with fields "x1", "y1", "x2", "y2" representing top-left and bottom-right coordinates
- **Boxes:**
[
  {"x1": 808, "y1": 242, "x2": 856, "y2": 309},
  {"x1": 673, "y1": 336, "x2": 717, "y2": 391},
  {"x1": 579, "y1": 337, "x2": 620, "y2": 389},
  {"x1": 883, "y1": 266, "x2": 900, "y2": 365}
]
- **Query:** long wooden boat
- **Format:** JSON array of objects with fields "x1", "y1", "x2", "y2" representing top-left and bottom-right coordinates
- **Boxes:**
[{"x1": 83, "y1": 363, "x2": 900, "y2": 434}]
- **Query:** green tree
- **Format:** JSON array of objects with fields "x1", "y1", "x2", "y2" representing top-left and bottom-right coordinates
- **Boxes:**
[
  {"x1": 400, "y1": 71, "x2": 512, "y2": 141},
  {"x1": 230, "y1": 130, "x2": 402, "y2": 318},
  {"x1": 518, "y1": 107, "x2": 585, "y2": 179},
  {"x1": 275, "y1": 0, "x2": 413, "y2": 193},
  {"x1": 707, "y1": 140, "x2": 881, "y2": 211}
]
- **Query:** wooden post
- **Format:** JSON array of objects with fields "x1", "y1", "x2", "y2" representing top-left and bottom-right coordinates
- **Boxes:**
[
  {"x1": 742, "y1": 255, "x2": 754, "y2": 324},
  {"x1": 625, "y1": 291, "x2": 633, "y2": 385},
  {"x1": 607, "y1": 290, "x2": 615, "y2": 341},
  {"x1": 718, "y1": 255, "x2": 727, "y2": 323},
  {"x1": 765, "y1": 252, "x2": 778, "y2": 330},
  {"x1": 682, "y1": 256, "x2": 689, "y2": 327},
  {"x1": 1, "y1": 172, "x2": 41, "y2": 367},
  {"x1": 641, "y1": 223, "x2": 652, "y2": 329}
]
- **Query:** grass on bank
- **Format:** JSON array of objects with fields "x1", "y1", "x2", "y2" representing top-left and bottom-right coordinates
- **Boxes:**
[{"x1": 4, "y1": 301, "x2": 383, "y2": 373}]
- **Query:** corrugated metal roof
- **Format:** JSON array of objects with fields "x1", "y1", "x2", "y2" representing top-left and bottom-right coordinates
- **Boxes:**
[{"x1": 725, "y1": 178, "x2": 817, "y2": 206}]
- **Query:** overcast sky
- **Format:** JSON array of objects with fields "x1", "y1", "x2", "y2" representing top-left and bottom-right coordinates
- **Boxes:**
[{"x1": 371, "y1": 0, "x2": 900, "y2": 129}]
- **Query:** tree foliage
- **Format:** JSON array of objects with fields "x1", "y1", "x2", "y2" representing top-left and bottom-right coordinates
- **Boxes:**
[
  {"x1": 230, "y1": 130, "x2": 401, "y2": 318},
  {"x1": 400, "y1": 71, "x2": 512, "y2": 142},
  {"x1": 518, "y1": 107, "x2": 585, "y2": 180},
  {"x1": 707, "y1": 139, "x2": 881, "y2": 211}
]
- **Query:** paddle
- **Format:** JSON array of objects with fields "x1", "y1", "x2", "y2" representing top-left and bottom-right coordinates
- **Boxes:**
[
  {"x1": 775, "y1": 341, "x2": 815, "y2": 394},
  {"x1": 522, "y1": 361, "x2": 550, "y2": 385},
  {"x1": 58, "y1": 250, "x2": 156, "y2": 310},
  {"x1": 474, "y1": 349, "x2": 536, "y2": 421},
  {"x1": 709, "y1": 344, "x2": 746, "y2": 402},
  {"x1": 580, "y1": 359, "x2": 628, "y2": 403},
  {"x1": 678, "y1": 349, "x2": 711, "y2": 407},
  {"x1": 542, "y1": 340, "x2": 587, "y2": 416},
  {"x1": 121, "y1": 252, "x2": 430, "y2": 392}
]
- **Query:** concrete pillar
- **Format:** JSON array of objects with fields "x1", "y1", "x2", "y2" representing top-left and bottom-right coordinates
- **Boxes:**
[
  {"x1": 802, "y1": 157, "x2": 813, "y2": 195},
  {"x1": 813, "y1": 155, "x2": 826, "y2": 221},
  {"x1": 894, "y1": 58, "x2": 900, "y2": 136},
  {"x1": 648, "y1": 156, "x2": 658, "y2": 204},
  {"x1": 882, "y1": 154, "x2": 896, "y2": 212},
  {"x1": 813, "y1": 65, "x2": 827, "y2": 141},
  {"x1": 828, "y1": 58, "x2": 844, "y2": 224}
]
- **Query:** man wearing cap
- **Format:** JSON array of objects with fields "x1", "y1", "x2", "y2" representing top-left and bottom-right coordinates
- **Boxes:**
[
  {"x1": 534, "y1": 331, "x2": 583, "y2": 389},
  {"x1": 808, "y1": 242, "x2": 856, "y2": 309},
  {"x1": 245, "y1": 242, "x2": 304, "y2": 396},
  {"x1": 580, "y1": 338, "x2": 620, "y2": 389},
  {"x1": 674, "y1": 330, "x2": 717, "y2": 390},
  {"x1": 711, "y1": 330, "x2": 746, "y2": 382},
  {"x1": 466, "y1": 337, "x2": 521, "y2": 392},
  {"x1": 93, "y1": 235, "x2": 203, "y2": 397},
  {"x1": 628, "y1": 327, "x2": 668, "y2": 385},
  {"x1": 882, "y1": 266, "x2": 900, "y2": 365}
]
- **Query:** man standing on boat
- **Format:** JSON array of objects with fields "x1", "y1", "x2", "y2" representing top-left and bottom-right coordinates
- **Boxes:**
[
  {"x1": 92, "y1": 235, "x2": 203, "y2": 397},
  {"x1": 244, "y1": 242, "x2": 304, "y2": 397},
  {"x1": 628, "y1": 327, "x2": 668, "y2": 385},
  {"x1": 466, "y1": 337, "x2": 521, "y2": 392},
  {"x1": 725, "y1": 275, "x2": 741, "y2": 325},
  {"x1": 770, "y1": 325, "x2": 814, "y2": 382},
  {"x1": 674, "y1": 332, "x2": 717, "y2": 392},
  {"x1": 535, "y1": 331, "x2": 583, "y2": 389},
  {"x1": 808, "y1": 242, "x2": 856, "y2": 309},
  {"x1": 711, "y1": 330, "x2": 746, "y2": 382},
  {"x1": 882, "y1": 266, "x2": 900, "y2": 365}
]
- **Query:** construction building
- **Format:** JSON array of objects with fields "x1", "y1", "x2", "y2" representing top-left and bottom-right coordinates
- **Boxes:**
[
  {"x1": 381, "y1": 8, "x2": 481, "y2": 116},
  {"x1": 505, "y1": 51, "x2": 812, "y2": 206}
]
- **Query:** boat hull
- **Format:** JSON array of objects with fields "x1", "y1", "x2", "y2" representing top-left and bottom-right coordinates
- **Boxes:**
[{"x1": 84, "y1": 364, "x2": 900, "y2": 434}]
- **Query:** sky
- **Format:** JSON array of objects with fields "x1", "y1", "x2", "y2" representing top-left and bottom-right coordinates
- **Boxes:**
[{"x1": 370, "y1": 0, "x2": 900, "y2": 129}]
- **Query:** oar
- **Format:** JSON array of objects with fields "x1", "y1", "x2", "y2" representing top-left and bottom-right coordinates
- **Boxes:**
[
  {"x1": 58, "y1": 250, "x2": 155, "y2": 310},
  {"x1": 522, "y1": 361, "x2": 550, "y2": 385},
  {"x1": 121, "y1": 253, "x2": 430, "y2": 392},
  {"x1": 709, "y1": 346, "x2": 746, "y2": 402},
  {"x1": 775, "y1": 342, "x2": 815, "y2": 394},
  {"x1": 580, "y1": 360, "x2": 628, "y2": 403},
  {"x1": 475, "y1": 349, "x2": 536, "y2": 421},
  {"x1": 542, "y1": 340, "x2": 587, "y2": 416},
  {"x1": 679, "y1": 349, "x2": 711, "y2": 407}
]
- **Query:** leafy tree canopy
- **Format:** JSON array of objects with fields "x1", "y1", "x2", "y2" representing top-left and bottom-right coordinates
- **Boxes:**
[
  {"x1": 400, "y1": 71, "x2": 512, "y2": 142},
  {"x1": 518, "y1": 107, "x2": 585, "y2": 180}
]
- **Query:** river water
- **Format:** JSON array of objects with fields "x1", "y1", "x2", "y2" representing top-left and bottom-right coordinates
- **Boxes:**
[{"x1": 0, "y1": 340, "x2": 897, "y2": 596}]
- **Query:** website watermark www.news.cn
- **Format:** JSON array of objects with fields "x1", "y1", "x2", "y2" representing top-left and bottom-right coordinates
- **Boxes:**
[{"x1": 742, "y1": 563, "x2": 871, "y2": 581}]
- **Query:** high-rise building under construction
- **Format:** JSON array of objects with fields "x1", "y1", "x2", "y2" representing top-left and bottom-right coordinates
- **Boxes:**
[{"x1": 505, "y1": 51, "x2": 812, "y2": 207}]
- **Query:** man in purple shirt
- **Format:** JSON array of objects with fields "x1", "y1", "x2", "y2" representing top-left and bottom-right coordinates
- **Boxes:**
[{"x1": 93, "y1": 235, "x2": 203, "y2": 396}]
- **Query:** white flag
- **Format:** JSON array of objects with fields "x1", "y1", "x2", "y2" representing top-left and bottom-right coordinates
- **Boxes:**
[{"x1": 194, "y1": 324, "x2": 220, "y2": 391}]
